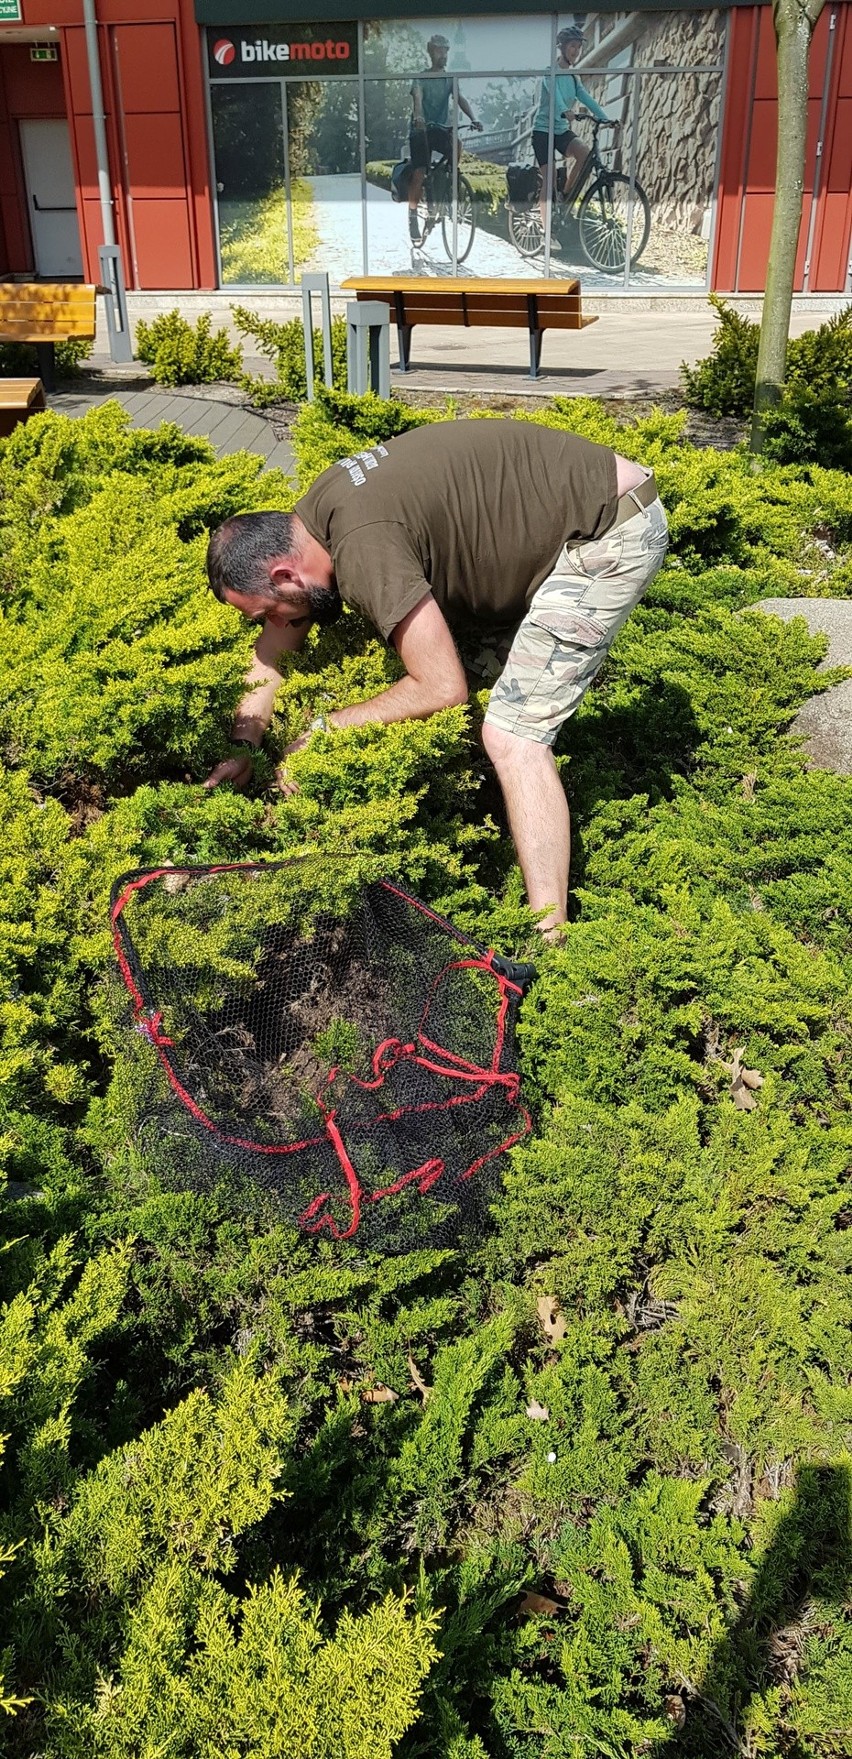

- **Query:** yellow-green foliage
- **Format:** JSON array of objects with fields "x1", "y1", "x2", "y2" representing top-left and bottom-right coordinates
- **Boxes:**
[
  {"x1": 219, "y1": 178, "x2": 318, "y2": 285},
  {"x1": 1, "y1": 390, "x2": 852, "y2": 1757}
]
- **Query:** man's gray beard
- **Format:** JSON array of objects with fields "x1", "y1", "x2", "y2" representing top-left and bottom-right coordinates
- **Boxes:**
[{"x1": 305, "y1": 582, "x2": 343, "y2": 626}]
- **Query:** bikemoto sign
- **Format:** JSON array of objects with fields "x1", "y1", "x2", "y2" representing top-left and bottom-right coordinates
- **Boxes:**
[{"x1": 206, "y1": 22, "x2": 358, "y2": 78}]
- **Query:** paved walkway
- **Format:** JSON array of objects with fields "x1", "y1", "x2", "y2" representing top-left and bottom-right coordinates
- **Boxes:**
[{"x1": 49, "y1": 386, "x2": 295, "y2": 476}]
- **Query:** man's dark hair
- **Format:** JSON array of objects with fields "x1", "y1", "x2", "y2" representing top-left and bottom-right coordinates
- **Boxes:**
[{"x1": 206, "y1": 511, "x2": 297, "y2": 603}]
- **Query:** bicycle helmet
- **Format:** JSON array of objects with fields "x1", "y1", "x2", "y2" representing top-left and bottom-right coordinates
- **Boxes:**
[
  {"x1": 557, "y1": 24, "x2": 585, "y2": 44},
  {"x1": 428, "y1": 32, "x2": 450, "y2": 48}
]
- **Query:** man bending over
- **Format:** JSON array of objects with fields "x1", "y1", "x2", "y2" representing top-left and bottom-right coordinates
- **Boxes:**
[{"x1": 205, "y1": 419, "x2": 668, "y2": 936}]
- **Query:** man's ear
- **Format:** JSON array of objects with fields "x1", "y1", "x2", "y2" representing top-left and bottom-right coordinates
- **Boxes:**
[{"x1": 268, "y1": 557, "x2": 299, "y2": 590}]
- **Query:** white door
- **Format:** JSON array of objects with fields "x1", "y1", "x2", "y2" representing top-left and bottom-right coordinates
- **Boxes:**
[{"x1": 19, "y1": 118, "x2": 83, "y2": 278}]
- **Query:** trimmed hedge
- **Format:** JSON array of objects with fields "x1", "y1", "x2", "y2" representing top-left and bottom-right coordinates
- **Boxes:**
[{"x1": 0, "y1": 391, "x2": 851, "y2": 1757}]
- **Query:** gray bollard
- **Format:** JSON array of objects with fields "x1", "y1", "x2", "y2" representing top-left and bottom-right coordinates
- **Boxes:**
[
  {"x1": 346, "y1": 300, "x2": 391, "y2": 398},
  {"x1": 98, "y1": 244, "x2": 133, "y2": 364},
  {"x1": 301, "y1": 273, "x2": 333, "y2": 401}
]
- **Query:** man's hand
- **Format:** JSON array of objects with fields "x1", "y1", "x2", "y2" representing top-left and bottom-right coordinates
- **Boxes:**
[
  {"x1": 471, "y1": 118, "x2": 483, "y2": 131},
  {"x1": 204, "y1": 752, "x2": 255, "y2": 792},
  {"x1": 275, "y1": 732, "x2": 311, "y2": 799}
]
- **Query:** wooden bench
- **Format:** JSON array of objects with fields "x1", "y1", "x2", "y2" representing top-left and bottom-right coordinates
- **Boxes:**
[
  {"x1": 0, "y1": 282, "x2": 99, "y2": 392},
  {"x1": 0, "y1": 378, "x2": 46, "y2": 439},
  {"x1": 340, "y1": 275, "x2": 597, "y2": 380}
]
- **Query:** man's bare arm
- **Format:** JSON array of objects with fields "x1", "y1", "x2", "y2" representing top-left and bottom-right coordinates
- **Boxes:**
[
  {"x1": 326, "y1": 594, "x2": 468, "y2": 729},
  {"x1": 205, "y1": 613, "x2": 313, "y2": 789},
  {"x1": 231, "y1": 614, "x2": 313, "y2": 744}
]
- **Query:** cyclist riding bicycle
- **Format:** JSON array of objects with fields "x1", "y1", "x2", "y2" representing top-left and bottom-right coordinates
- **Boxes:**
[
  {"x1": 408, "y1": 32, "x2": 482, "y2": 247},
  {"x1": 533, "y1": 24, "x2": 614, "y2": 230}
]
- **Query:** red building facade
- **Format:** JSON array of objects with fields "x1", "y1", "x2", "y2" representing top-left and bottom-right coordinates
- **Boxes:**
[{"x1": 0, "y1": 0, "x2": 849, "y2": 295}]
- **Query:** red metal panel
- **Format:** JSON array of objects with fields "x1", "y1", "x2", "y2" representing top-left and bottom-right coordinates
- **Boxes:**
[
  {"x1": 122, "y1": 112, "x2": 187, "y2": 196},
  {"x1": 810, "y1": 12, "x2": 852, "y2": 291},
  {"x1": 712, "y1": 6, "x2": 758, "y2": 293},
  {"x1": 130, "y1": 199, "x2": 194, "y2": 286},
  {"x1": 745, "y1": 95, "x2": 823, "y2": 192},
  {"x1": 114, "y1": 22, "x2": 180, "y2": 112}
]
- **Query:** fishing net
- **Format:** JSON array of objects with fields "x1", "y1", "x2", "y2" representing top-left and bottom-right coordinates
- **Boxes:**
[{"x1": 110, "y1": 860, "x2": 533, "y2": 1252}]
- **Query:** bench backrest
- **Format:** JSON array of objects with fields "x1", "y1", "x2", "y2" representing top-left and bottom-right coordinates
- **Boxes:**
[
  {"x1": 0, "y1": 283, "x2": 98, "y2": 342},
  {"x1": 341, "y1": 276, "x2": 584, "y2": 330}
]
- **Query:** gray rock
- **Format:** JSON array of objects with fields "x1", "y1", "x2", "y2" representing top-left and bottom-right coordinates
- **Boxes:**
[{"x1": 754, "y1": 598, "x2": 852, "y2": 775}]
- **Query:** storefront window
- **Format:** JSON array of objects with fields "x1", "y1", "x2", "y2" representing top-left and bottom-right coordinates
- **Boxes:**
[
  {"x1": 207, "y1": 11, "x2": 728, "y2": 291},
  {"x1": 211, "y1": 83, "x2": 288, "y2": 285}
]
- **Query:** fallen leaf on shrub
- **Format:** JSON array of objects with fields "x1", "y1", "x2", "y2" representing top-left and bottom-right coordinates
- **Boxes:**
[
  {"x1": 725, "y1": 1049, "x2": 765, "y2": 1110},
  {"x1": 407, "y1": 1353, "x2": 431, "y2": 1402},
  {"x1": 361, "y1": 1384, "x2": 399, "y2": 1404},
  {"x1": 741, "y1": 772, "x2": 757, "y2": 801},
  {"x1": 518, "y1": 1591, "x2": 562, "y2": 1617},
  {"x1": 536, "y1": 1295, "x2": 567, "y2": 1344},
  {"x1": 665, "y1": 1695, "x2": 687, "y2": 1728},
  {"x1": 525, "y1": 1400, "x2": 550, "y2": 1421}
]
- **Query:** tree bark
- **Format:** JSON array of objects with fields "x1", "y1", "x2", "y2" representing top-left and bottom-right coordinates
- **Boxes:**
[{"x1": 750, "y1": 0, "x2": 827, "y2": 454}]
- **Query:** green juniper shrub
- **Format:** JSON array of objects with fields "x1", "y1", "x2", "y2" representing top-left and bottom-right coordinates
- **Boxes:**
[
  {"x1": 1, "y1": 394, "x2": 852, "y2": 1757},
  {"x1": 134, "y1": 309, "x2": 242, "y2": 387},
  {"x1": 682, "y1": 298, "x2": 852, "y2": 463},
  {"x1": 233, "y1": 307, "x2": 348, "y2": 406},
  {"x1": 0, "y1": 337, "x2": 92, "y2": 378}
]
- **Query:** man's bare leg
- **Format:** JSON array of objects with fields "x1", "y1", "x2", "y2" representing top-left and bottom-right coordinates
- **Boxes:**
[{"x1": 482, "y1": 721, "x2": 569, "y2": 936}]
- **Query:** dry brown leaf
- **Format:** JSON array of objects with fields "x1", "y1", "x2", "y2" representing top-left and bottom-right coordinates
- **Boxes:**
[
  {"x1": 741, "y1": 772, "x2": 757, "y2": 802},
  {"x1": 518, "y1": 1591, "x2": 562, "y2": 1617},
  {"x1": 525, "y1": 1399, "x2": 550, "y2": 1422},
  {"x1": 665, "y1": 1695, "x2": 687, "y2": 1729},
  {"x1": 727, "y1": 1048, "x2": 765, "y2": 1111},
  {"x1": 361, "y1": 1384, "x2": 398, "y2": 1404},
  {"x1": 536, "y1": 1295, "x2": 567, "y2": 1344},
  {"x1": 407, "y1": 1353, "x2": 431, "y2": 1403}
]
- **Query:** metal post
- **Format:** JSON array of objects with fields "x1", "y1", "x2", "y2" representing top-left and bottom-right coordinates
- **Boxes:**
[
  {"x1": 301, "y1": 273, "x2": 333, "y2": 401},
  {"x1": 98, "y1": 244, "x2": 133, "y2": 363},
  {"x1": 345, "y1": 301, "x2": 390, "y2": 397},
  {"x1": 83, "y1": 0, "x2": 132, "y2": 364}
]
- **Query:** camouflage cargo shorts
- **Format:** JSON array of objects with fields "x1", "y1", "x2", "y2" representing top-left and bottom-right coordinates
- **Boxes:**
[{"x1": 479, "y1": 493, "x2": 669, "y2": 745}]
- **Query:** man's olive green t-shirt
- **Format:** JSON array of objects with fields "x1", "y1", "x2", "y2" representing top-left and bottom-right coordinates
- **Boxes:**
[{"x1": 295, "y1": 419, "x2": 618, "y2": 639}]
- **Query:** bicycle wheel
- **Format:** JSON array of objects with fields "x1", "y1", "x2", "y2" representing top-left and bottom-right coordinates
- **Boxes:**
[
  {"x1": 441, "y1": 173, "x2": 476, "y2": 264},
  {"x1": 507, "y1": 203, "x2": 544, "y2": 260},
  {"x1": 577, "y1": 173, "x2": 651, "y2": 274}
]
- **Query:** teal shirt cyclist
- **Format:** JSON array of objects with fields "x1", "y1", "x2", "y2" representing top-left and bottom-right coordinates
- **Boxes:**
[
  {"x1": 534, "y1": 68, "x2": 609, "y2": 134},
  {"x1": 411, "y1": 71, "x2": 453, "y2": 129}
]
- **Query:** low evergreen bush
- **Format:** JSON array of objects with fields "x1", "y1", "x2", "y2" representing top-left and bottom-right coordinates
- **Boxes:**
[
  {"x1": 1, "y1": 391, "x2": 851, "y2": 1756},
  {"x1": 682, "y1": 297, "x2": 852, "y2": 445},
  {"x1": 0, "y1": 337, "x2": 91, "y2": 377},
  {"x1": 233, "y1": 307, "x2": 348, "y2": 406},
  {"x1": 135, "y1": 310, "x2": 243, "y2": 387}
]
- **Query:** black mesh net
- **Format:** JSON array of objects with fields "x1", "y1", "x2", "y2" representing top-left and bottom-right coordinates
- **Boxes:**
[{"x1": 110, "y1": 860, "x2": 532, "y2": 1252}]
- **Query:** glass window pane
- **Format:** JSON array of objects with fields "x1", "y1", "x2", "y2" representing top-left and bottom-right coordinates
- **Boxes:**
[
  {"x1": 363, "y1": 15, "x2": 551, "y2": 78},
  {"x1": 627, "y1": 70, "x2": 723, "y2": 287},
  {"x1": 455, "y1": 78, "x2": 546, "y2": 278},
  {"x1": 286, "y1": 79, "x2": 362, "y2": 278},
  {"x1": 211, "y1": 83, "x2": 288, "y2": 286}
]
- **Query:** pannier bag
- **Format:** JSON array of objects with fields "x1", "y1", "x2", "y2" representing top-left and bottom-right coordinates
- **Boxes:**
[
  {"x1": 390, "y1": 159, "x2": 413, "y2": 203},
  {"x1": 505, "y1": 163, "x2": 540, "y2": 206}
]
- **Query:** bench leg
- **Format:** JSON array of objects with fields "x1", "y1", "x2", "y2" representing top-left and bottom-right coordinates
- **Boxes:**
[
  {"x1": 36, "y1": 342, "x2": 56, "y2": 394},
  {"x1": 528, "y1": 327, "x2": 543, "y2": 380},
  {"x1": 396, "y1": 324, "x2": 413, "y2": 372}
]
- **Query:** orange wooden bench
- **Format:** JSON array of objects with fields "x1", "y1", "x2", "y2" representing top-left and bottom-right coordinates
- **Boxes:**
[
  {"x1": 0, "y1": 282, "x2": 98, "y2": 392},
  {"x1": 341, "y1": 274, "x2": 597, "y2": 379},
  {"x1": 0, "y1": 378, "x2": 46, "y2": 439}
]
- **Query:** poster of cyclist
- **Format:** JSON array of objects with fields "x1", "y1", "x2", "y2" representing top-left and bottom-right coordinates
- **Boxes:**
[{"x1": 361, "y1": 11, "x2": 727, "y2": 287}]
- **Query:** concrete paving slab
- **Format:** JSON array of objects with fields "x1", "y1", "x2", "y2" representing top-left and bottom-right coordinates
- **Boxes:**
[{"x1": 755, "y1": 598, "x2": 852, "y2": 776}]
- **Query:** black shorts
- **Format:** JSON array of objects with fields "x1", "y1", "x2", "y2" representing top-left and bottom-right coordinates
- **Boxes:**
[
  {"x1": 409, "y1": 122, "x2": 453, "y2": 170},
  {"x1": 532, "y1": 127, "x2": 576, "y2": 165}
]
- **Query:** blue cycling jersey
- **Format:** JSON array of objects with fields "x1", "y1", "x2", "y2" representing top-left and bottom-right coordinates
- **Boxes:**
[{"x1": 533, "y1": 70, "x2": 609, "y2": 134}]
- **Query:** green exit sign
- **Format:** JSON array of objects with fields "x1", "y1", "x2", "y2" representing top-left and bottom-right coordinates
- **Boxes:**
[
  {"x1": 31, "y1": 42, "x2": 58, "y2": 59},
  {"x1": 0, "y1": 0, "x2": 23, "y2": 18}
]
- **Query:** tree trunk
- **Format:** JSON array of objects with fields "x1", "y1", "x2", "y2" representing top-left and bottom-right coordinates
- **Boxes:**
[{"x1": 750, "y1": 0, "x2": 826, "y2": 454}]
